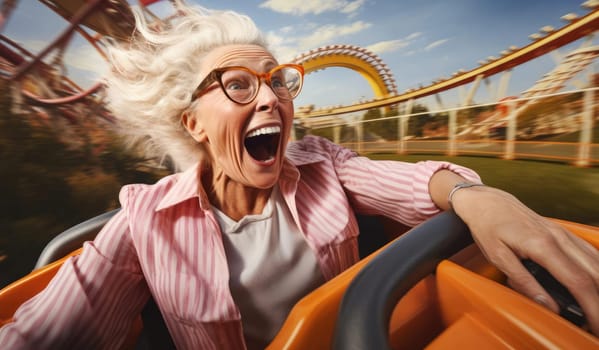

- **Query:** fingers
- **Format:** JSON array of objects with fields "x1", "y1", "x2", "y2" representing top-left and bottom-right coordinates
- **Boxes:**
[
  {"x1": 530, "y1": 222, "x2": 599, "y2": 335},
  {"x1": 458, "y1": 186, "x2": 599, "y2": 335},
  {"x1": 558, "y1": 223, "x2": 599, "y2": 277},
  {"x1": 569, "y1": 236, "x2": 599, "y2": 335},
  {"x1": 497, "y1": 245, "x2": 560, "y2": 312},
  {"x1": 498, "y1": 220, "x2": 599, "y2": 335}
]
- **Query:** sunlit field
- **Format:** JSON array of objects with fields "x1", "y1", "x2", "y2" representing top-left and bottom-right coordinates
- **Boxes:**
[{"x1": 369, "y1": 154, "x2": 599, "y2": 226}]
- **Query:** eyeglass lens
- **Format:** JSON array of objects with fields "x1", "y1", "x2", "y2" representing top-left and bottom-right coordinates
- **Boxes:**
[{"x1": 220, "y1": 66, "x2": 302, "y2": 104}]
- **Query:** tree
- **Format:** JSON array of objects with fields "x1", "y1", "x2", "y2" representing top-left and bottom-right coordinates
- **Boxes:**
[
  {"x1": 407, "y1": 103, "x2": 432, "y2": 137},
  {"x1": 362, "y1": 107, "x2": 400, "y2": 141},
  {"x1": 0, "y1": 80, "x2": 165, "y2": 289}
]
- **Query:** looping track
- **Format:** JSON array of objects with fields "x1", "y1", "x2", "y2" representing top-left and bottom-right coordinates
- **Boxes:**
[
  {"x1": 295, "y1": 8, "x2": 599, "y2": 118},
  {"x1": 292, "y1": 44, "x2": 398, "y2": 98}
]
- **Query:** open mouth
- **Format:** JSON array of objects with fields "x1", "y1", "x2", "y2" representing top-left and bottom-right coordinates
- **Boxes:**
[{"x1": 244, "y1": 126, "x2": 281, "y2": 162}]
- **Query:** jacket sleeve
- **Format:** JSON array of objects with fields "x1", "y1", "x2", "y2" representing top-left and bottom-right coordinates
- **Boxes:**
[
  {"x1": 0, "y1": 196, "x2": 150, "y2": 349},
  {"x1": 302, "y1": 135, "x2": 481, "y2": 227}
]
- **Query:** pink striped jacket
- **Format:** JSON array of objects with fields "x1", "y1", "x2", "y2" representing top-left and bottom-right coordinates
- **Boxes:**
[{"x1": 0, "y1": 135, "x2": 480, "y2": 349}]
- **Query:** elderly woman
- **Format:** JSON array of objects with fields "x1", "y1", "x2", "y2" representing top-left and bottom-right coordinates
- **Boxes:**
[{"x1": 1, "y1": 2, "x2": 597, "y2": 349}]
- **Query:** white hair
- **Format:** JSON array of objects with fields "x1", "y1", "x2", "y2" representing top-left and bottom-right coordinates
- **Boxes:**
[{"x1": 104, "y1": 1, "x2": 268, "y2": 171}]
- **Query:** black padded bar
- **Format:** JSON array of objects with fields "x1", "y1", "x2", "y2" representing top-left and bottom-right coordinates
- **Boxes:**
[{"x1": 333, "y1": 211, "x2": 472, "y2": 350}]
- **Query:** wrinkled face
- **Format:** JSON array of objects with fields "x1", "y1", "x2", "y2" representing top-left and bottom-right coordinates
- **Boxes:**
[{"x1": 184, "y1": 44, "x2": 295, "y2": 189}]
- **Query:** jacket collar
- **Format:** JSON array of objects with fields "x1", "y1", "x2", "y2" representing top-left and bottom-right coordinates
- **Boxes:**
[
  {"x1": 155, "y1": 140, "x2": 327, "y2": 212},
  {"x1": 156, "y1": 162, "x2": 209, "y2": 211}
]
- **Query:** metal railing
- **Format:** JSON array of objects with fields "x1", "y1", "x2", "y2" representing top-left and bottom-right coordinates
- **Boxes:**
[{"x1": 299, "y1": 87, "x2": 598, "y2": 166}]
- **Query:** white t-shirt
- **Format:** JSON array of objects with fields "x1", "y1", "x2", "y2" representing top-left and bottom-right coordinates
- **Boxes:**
[{"x1": 213, "y1": 185, "x2": 324, "y2": 348}]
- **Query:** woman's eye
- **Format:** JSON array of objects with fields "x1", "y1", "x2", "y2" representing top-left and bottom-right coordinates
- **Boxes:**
[
  {"x1": 225, "y1": 79, "x2": 250, "y2": 91},
  {"x1": 271, "y1": 77, "x2": 285, "y2": 88}
]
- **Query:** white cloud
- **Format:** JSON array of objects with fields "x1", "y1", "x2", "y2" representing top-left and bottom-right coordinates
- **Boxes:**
[
  {"x1": 298, "y1": 21, "x2": 371, "y2": 49},
  {"x1": 406, "y1": 32, "x2": 422, "y2": 40},
  {"x1": 366, "y1": 39, "x2": 409, "y2": 54},
  {"x1": 63, "y1": 43, "x2": 107, "y2": 75},
  {"x1": 17, "y1": 39, "x2": 46, "y2": 53},
  {"x1": 425, "y1": 38, "x2": 449, "y2": 51},
  {"x1": 267, "y1": 20, "x2": 371, "y2": 61},
  {"x1": 341, "y1": 0, "x2": 366, "y2": 15},
  {"x1": 259, "y1": 0, "x2": 365, "y2": 16},
  {"x1": 266, "y1": 32, "x2": 299, "y2": 61},
  {"x1": 11, "y1": 38, "x2": 106, "y2": 85},
  {"x1": 279, "y1": 25, "x2": 295, "y2": 34},
  {"x1": 364, "y1": 32, "x2": 423, "y2": 55}
]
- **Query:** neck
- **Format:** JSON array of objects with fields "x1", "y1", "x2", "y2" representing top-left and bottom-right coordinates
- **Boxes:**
[{"x1": 202, "y1": 167, "x2": 272, "y2": 221}]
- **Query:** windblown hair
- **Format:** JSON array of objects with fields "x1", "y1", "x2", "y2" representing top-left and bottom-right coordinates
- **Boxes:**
[{"x1": 104, "y1": 1, "x2": 268, "y2": 171}]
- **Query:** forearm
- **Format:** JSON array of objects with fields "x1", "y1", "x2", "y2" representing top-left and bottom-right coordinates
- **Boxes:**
[
  {"x1": 428, "y1": 169, "x2": 473, "y2": 211},
  {"x1": 428, "y1": 169, "x2": 506, "y2": 224}
]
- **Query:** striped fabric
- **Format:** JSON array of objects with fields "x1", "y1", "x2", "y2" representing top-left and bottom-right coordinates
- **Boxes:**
[{"x1": 0, "y1": 135, "x2": 480, "y2": 349}]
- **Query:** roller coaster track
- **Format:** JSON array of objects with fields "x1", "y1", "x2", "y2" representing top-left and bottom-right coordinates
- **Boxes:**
[
  {"x1": 0, "y1": 0, "x2": 135, "y2": 108},
  {"x1": 292, "y1": 45, "x2": 398, "y2": 98},
  {"x1": 521, "y1": 45, "x2": 599, "y2": 98},
  {"x1": 1, "y1": 1, "x2": 596, "y2": 125},
  {"x1": 299, "y1": 8, "x2": 599, "y2": 119}
]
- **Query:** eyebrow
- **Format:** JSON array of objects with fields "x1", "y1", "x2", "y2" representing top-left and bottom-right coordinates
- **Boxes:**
[{"x1": 217, "y1": 59, "x2": 278, "y2": 72}]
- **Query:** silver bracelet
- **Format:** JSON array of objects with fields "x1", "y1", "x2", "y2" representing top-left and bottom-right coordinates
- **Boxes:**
[{"x1": 448, "y1": 182, "x2": 485, "y2": 210}]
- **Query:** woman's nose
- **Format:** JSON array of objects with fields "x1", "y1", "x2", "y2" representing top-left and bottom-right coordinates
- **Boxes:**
[{"x1": 254, "y1": 82, "x2": 279, "y2": 111}]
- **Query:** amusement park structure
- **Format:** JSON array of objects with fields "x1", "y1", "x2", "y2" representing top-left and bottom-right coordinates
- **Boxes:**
[
  {"x1": 0, "y1": 3, "x2": 599, "y2": 348},
  {"x1": 0, "y1": 0, "x2": 597, "y2": 165},
  {"x1": 292, "y1": 4, "x2": 598, "y2": 118},
  {"x1": 293, "y1": 45, "x2": 398, "y2": 100},
  {"x1": 0, "y1": 0, "x2": 136, "y2": 105},
  {"x1": 289, "y1": 2, "x2": 598, "y2": 166}
]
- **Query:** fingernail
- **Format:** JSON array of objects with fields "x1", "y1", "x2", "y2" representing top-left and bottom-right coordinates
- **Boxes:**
[{"x1": 534, "y1": 295, "x2": 550, "y2": 308}]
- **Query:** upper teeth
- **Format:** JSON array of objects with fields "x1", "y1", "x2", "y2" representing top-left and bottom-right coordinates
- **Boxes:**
[{"x1": 246, "y1": 126, "x2": 281, "y2": 138}]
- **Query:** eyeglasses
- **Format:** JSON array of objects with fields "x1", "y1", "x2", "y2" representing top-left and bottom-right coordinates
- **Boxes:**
[{"x1": 190, "y1": 64, "x2": 304, "y2": 104}]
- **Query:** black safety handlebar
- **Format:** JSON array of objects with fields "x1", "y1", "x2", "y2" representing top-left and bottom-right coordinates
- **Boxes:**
[{"x1": 333, "y1": 211, "x2": 472, "y2": 350}]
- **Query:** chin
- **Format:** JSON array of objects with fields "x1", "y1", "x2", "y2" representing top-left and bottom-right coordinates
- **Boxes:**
[{"x1": 250, "y1": 176, "x2": 279, "y2": 190}]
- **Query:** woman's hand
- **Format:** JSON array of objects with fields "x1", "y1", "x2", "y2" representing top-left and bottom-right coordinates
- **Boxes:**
[{"x1": 451, "y1": 185, "x2": 599, "y2": 336}]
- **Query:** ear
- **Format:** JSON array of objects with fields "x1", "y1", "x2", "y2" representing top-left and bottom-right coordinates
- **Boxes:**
[{"x1": 181, "y1": 110, "x2": 208, "y2": 143}]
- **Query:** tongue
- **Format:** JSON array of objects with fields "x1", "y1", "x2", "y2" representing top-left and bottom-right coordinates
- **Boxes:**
[{"x1": 245, "y1": 133, "x2": 280, "y2": 162}]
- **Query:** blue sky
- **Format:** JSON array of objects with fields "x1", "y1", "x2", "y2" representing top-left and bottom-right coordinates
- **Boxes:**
[{"x1": 3, "y1": 0, "x2": 595, "y2": 111}]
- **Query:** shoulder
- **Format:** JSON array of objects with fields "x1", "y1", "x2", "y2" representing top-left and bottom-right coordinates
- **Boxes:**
[
  {"x1": 118, "y1": 172, "x2": 180, "y2": 210},
  {"x1": 286, "y1": 135, "x2": 357, "y2": 164},
  {"x1": 288, "y1": 135, "x2": 348, "y2": 153}
]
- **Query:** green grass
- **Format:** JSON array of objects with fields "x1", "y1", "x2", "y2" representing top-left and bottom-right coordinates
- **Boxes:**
[{"x1": 367, "y1": 154, "x2": 599, "y2": 226}]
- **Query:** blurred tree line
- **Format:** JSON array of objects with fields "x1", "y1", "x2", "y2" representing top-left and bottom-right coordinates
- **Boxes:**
[
  {"x1": 308, "y1": 103, "x2": 452, "y2": 141},
  {"x1": 0, "y1": 81, "x2": 166, "y2": 289},
  {"x1": 307, "y1": 103, "x2": 499, "y2": 142},
  {"x1": 362, "y1": 104, "x2": 497, "y2": 140}
]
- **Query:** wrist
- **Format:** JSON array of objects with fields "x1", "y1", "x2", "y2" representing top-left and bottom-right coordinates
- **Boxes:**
[{"x1": 448, "y1": 182, "x2": 486, "y2": 211}]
